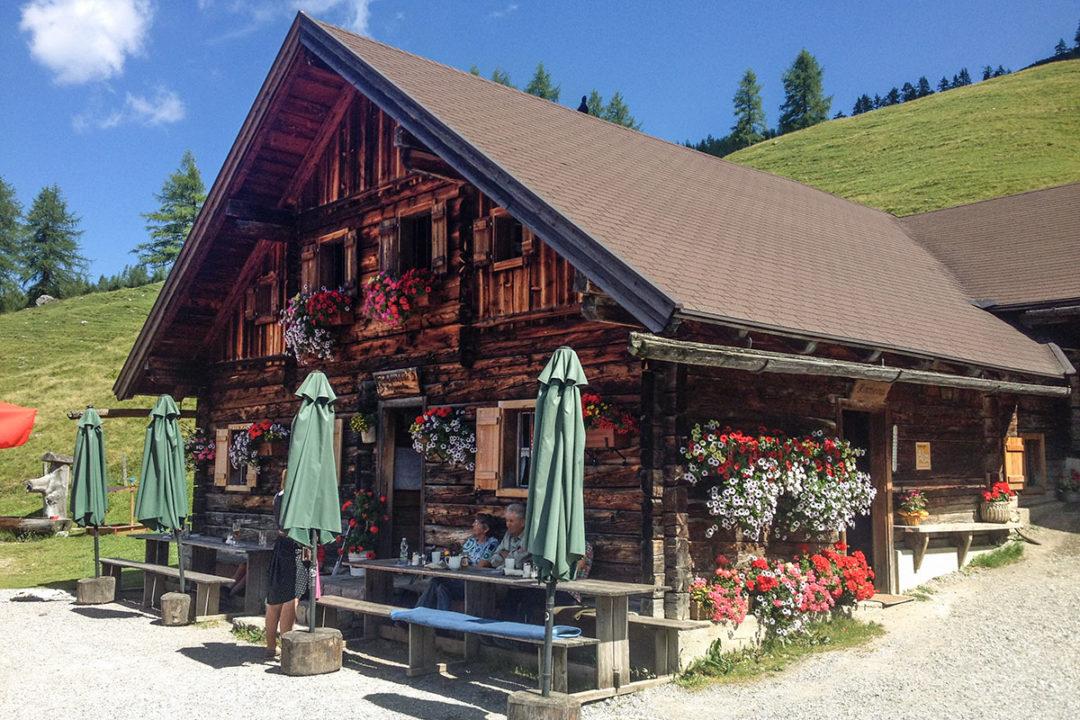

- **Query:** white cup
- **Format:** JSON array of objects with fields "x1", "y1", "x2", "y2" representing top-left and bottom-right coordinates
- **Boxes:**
[
  {"x1": 505, "y1": 557, "x2": 516, "y2": 571},
  {"x1": 411, "y1": 552, "x2": 421, "y2": 566},
  {"x1": 431, "y1": 550, "x2": 442, "y2": 564}
]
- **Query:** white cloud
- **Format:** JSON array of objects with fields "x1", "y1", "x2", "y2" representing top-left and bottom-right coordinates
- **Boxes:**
[
  {"x1": 291, "y1": 1, "x2": 371, "y2": 35},
  {"x1": 73, "y1": 86, "x2": 185, "y2": 131},
  {"x1": 20, "y1": 0, "x2": 154, "y2": 85},
  {"x1": 489, "y1": 3, "x2": 518, "y2": 19}
]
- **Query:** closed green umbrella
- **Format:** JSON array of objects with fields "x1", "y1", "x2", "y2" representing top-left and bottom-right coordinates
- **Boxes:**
[
  {"x1": 280, "y1": 371, "x2": 342, "y2": 631},
  {"x1": 134, "y1": 395, "x2": 189, "y2": 592},
  {"x1": 70, "y1": 405, "x2": 108, "y2": 577},
  {"x1": 524, "y1": 346, "x2": 588, "y2": 696}
]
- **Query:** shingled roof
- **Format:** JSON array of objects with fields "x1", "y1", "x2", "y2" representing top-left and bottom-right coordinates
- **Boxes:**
[
  {"x1": 901, "y1": 182, "x2": 1080, "y2": 309},
  {"x1": 302, "y1": 15, "x2": 1063, "y2": 378}
]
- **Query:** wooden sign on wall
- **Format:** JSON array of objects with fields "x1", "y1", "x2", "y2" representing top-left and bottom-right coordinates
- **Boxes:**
[
  {"x1": 373, "y1": 367, "x2": 420, "y2": 398},
  {"x1": 915, "y1": 442, "x2": 932, "y2": 471}
]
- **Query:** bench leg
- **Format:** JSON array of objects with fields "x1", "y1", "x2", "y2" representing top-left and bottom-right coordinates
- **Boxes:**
[
  {"x1": 463, "y1": 581, "x2": 494, "y2": 660},
  {"x1": 103, "y1": 565, "x2": 123, "y2": 599},
  {"x1": 536, "y1": 645, "x2": 568, "y2": 693},
  {"x1": 194, "y1": 583, "x2": 221, "y2": 618},
  {"x1": 406, "y1": 624, "x2": 439, "y2": 677},
  {"x1": 144, "y1": 573, "x2": 166, "y2": 609}
]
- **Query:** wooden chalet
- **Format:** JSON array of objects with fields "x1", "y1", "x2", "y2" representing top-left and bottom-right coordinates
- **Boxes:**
[{"x1": 115, "y1": 14, "x2": 1074, "y2": 611}]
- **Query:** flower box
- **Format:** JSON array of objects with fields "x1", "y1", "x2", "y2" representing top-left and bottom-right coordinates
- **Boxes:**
[
  {"x1": 324, "y1": 307, "x2": 354, "y2": 326},
  {"x1": 585, "y1": 427, "x2": 631, "y2": 449},
  {"x1": 257, "y1": 441, "x2": 287, "y2": 457}
]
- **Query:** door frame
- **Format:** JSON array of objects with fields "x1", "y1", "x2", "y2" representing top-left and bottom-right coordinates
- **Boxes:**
[
  {"x1": 377, "y1": 396, "x2": 425, "y2": 558},
  {"x1": 839, "y1": 403, "x2": 895, "y2": 594}
]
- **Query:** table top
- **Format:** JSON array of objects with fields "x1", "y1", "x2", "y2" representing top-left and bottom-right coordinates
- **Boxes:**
[
  {"x1": 353, "y1": 558, "x2": 664, "y2": 597},
  {"x1": 132, "y1": 532, "x2": 272, "y2": 553}
]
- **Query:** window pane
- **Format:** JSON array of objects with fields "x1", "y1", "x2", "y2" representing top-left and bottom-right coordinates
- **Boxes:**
[
  {"x1": 516, "y1": 411, "x2": 534, "y2": 487},
  {"x1": 319, "y1": 240, "x2": 346, "y2": 289},
  {"x1": 401, "y1": 213, "x2": 432, "y2": 271},
  {"x1": 493, "y1": 216, "x2": 523, "y2": 262}
]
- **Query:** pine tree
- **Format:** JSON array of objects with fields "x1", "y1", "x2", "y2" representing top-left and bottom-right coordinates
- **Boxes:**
[
  {"x1": 1055, "y1": 38, "x2": 1068, "y2": 56},
  {"x1": 777, "y1": 49, "x2": 832, "y2": 135},
  {"x1": 525, "y1": 62, "x2": 560, "y2": 101},
  {"x1": 917, "y1": 76, "x2": 933, "y2": 97},
  {"x1": 0, "y1": 177, "x2": 23, "y2": 303},
  {"x1": 1075, "y1": 19, "x2": 1080, "y2": 48},
  {"x1": 938, "y1": 76, "x2": 951, "y2": 92},
  {"x1": 135, "y1": 150, "x2": 206, "y2": 274},
  {"x1": 491, "y1": 68, "x2": 514, "y2": 87},
  {"x1": 730, "y1": 68, "x2": 766, "y2": 149},
  {"x1": 982, "y1": 65, "x2": 993, "y2": 81},
  {"x1": 900, "y1": 82, "x2": 918, "y2": 102},
  {"x1": 993, "y1": 65, "x2": 1008, "y2": 77},
  {"x1": 873, "y1": 93, "x2": 884, "y2": 109},
  {"x1": 603, "y1": 91, "x2": 641, "y2": 129},
  {"x1": 833, "y1": 109, "x2": 846, "y2": 119},
  {"x1": 852, "y1": 94, "x2": 873, "y2": 115},
  {"x1": 586, "y1": 90, "x2": 604, "y2": 116},
  {"x1": 957, "y1": 68, "x2": 972, "y2": 86},
  {"x1": 20, "y1": 184, "x2": 87, "y2": 302},
  {"x1": 469, "y1": 64, "x2": 480, "y2": 76},
  {"x1": 885, "y1": 87, "x2": 901, "y2": 105}
]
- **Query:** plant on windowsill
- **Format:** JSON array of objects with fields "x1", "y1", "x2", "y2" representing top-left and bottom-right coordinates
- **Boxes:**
[
  {"x1": 581, "y1": 392, "x2": 638, "y2": 449},
  {"x1": 409, "y1": 406, "x2": 477, "y2": 470},
  {"x1": 980, "y1": 481, "x2": 1016, "y2": 523},
  {"x1": 349, "y1": 413, "x2": 376, "y2": 443},
  {"x1": 183, "y1": 427, "x2": 216, "y2": 471},
  {"x1": 338, "y1": 489, "x2": 388, "y2": 573},
  {"x1": 279, "y1": 286, "x2": 352, "y2": 362},
  {"x1": 228, "y1": 421, "x2": 290, "y2": 473},
  {"x1": 896, "y1": 489, "x2": 929, "y2": 526},
  {"x1": 360, "y1": 268, "x2": 436, "y2": 326}
]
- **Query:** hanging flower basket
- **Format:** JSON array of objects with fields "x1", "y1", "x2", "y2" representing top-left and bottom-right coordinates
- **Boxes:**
[
  {"x1": 409, "y1": 407, "x2": 476, "y2": 469},
  {"x1": 360, "y1": 268, "x2": 436, "y2": 326},
  {"x1": 257, "y1": 440, "x2": 287, "y2": 457},
  {"x1": 279, "y1": 286, "x2": 352, "y2": 362}
]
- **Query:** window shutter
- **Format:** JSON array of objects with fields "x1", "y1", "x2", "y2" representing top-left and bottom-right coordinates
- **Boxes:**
[
  {"x1": 472, "y1": 217, "x2": 491, "y2": 267},
  {"x1": 521, "y1": 226, "x2": 536, "y2": 257},
  {"x1": 379, "y1": 218, "x2": 400, "y2": 274},
  {"x1": 300, "y1": 246, "x2": 317, "y2": 291},
  {"x1": 473, "y1": 406, "x2": 501, "y2": 490},
  {"x1": 244, "y1": 287, "x2": 256, "y2": 320},
  {"x1": 245, "y1": 462, "x2": 258, "y2": 489},
  {"x1": 343, "y1": 230, "x2": 358, "y2": 295},
  {"x1": 334, "y1": 418, "x2": 344, "y2": 485},
  {"x1": 431, "y1": 202, "x2": 448, "y2": 276},
  {"x1": 267, "y1": 271, "x2": 280, "y2": 316},
  {"x1": 1004, "y1": 436, "x2": 1025, "y2": 490},
  {"x1": 214, "y1": 429, "x2": 229, "y2": 487}
]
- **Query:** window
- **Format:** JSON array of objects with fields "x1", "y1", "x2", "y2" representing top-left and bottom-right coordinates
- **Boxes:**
[
  {"x1": 302, "y1": 229, "x2": 357, "y2": 295},
  {"x1": 379, "y1": 203, "x2": 448, "y2": 276},
  {"x1": 400, "y1": 212, "x2": 433, "y2": 271},
  {"x1": 214, "y1": 426, "x2": 258, "y2": 493},
  {"x1": 1020, "y1": 433, "x2": 1046, "y2": 491},
  {"x1": 493, "y1": 215, "x2": 524, "y2": 263},
  {"x1": 318, "y1": 238, "x2": 347, "y2": 290},
  {"x1": 473, "y1": 399, "x2": 536, "y2": 496}
]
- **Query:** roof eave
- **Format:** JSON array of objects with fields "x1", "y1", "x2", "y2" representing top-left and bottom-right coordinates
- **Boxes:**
[{"x1": 297, "y1": 14, "x2": 677, "y2": 333}]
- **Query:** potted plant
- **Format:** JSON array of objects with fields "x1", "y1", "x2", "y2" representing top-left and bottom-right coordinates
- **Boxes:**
[
  {"x1": 360, "y1": 268, "x2": 436, "y2": 326},
  {"x1": 279, "y1": 286, "x2": 351, "y2": 362},
  {"x1": 445, "y1": 540, "x2": 464, "y2": 570},
  {"x1": 980, "y1": 481, "x2": 1016, "y2": 523},
  {"x1": 1057, "y1": 469, "x2": 1080, "y2": 503},
  {"x1": 409, "y1": 407, "x2": 477, "y2": 469},
  {"x1": 350, "y1": 412, "x2": 376, "y2": 444},
  {"x1": 249, "y1": 420, "x2": 290, "y2": 457},
  {"x1": 183, "y1": 427, "x2": 216, "y2": 471},
  {"x1": 896, "y1": 489, "x2": 930, "y2": 526},
  {"x1": 339, "y1": 489, "x2": 388, "y2": 574},
  {"x1": 581, "y1": 393, "x2": 638, "y2": 448}
]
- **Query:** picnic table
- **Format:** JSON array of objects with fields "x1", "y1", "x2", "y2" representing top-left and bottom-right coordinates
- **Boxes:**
[
  {"x1": 353, "y1": 557, "x2": 663, "y2": 690},
  {"x1": 132, "y1": 533, "x2": 272, "y2": 615}
]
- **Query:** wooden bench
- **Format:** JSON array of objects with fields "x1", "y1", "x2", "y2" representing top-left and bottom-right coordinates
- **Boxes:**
[
  {"x1": 98, "y1": 557, "x2": 234, "y2": 618},
  {"x1": 392, "y1": 608, "x2": 599, "y2": 693},
  {"x1": 312, "y1": 595, "x2": 402, "y2": 633},
  {"x1": 628, "y1": 613, "x2": 712, "y2": 676}
]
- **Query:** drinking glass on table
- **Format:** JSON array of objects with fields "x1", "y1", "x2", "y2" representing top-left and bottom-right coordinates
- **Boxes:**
[{"x1": 231, "y1": 521, "x2": 241, "y2": 544}]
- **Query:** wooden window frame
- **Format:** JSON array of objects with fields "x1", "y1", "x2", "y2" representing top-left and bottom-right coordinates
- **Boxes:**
[
  {"x1": 214, "y1": 425, "x2": 258, "y2": 493},
  {"x1": 473, "y1": 399, "x2": 535, "y2": 498},
  {"x1": 244, "y1": 271, "x2": 280, "y2": 326},
  {"x1": 380, "y1": 202, "x2": 447, "y2": 277},
  {"x1": 303, "y1": 229, "x2": 357, "y2": 295}
]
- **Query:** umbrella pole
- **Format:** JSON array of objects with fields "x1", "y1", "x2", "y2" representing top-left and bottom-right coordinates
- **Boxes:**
[
  {"x1": 93, "y1": 526, "x2": 100, "y2": 578},
  {"x1": 175, "y1": 529, "x2": 186, "y2": 594},
  {"x1": 541, "y1": 578, "x2": 557, "y2": 697},
  {"x1": 308, "y1": 530, "x2": 317, "y2": 633}
]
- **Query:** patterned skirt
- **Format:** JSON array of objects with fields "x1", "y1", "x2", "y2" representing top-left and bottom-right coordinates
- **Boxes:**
[{"x1": 266, "y1": 534, "x2": 309, "y2": 605}]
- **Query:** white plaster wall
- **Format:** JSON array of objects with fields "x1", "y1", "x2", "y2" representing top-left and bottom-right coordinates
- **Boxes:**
[{"x1": 894, "y1": 544, "x2": 998, "y2": 592}]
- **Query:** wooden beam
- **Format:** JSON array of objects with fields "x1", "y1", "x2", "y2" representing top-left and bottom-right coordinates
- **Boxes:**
[
  {"x1": 278, "y1": 86, "x2": 356, "y2": 208},
  {"x1": 395, "y1": 126, "x2": 466, "y2": 182},
  {"x1": 627, "y1": 332, "x2": 1071, "y2": 397},
  {"x1": 225, "y1": 198, "x2": 295, "y2": 227},
  {"x1": 224, "y1": 218, "x2": 294, "y2": 243},
  {"x1": 196, "y1": 239, "x2": 275, "y2": 361},
  {"x1": 581, "y1": 293, "x2": 644, "y2": 328}
]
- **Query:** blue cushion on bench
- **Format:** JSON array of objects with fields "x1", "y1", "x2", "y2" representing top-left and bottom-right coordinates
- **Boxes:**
[{"x1": 389, "y1": 607, "x2": 582, "y2": 640}]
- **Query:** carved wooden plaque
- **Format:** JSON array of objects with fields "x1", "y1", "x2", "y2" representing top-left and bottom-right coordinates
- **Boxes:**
[
  {"x1": 915, "y1": 442, "x2": 932, "y2": 471},
  {"x1": 374, "y1": 367, "x2": 420, "y2": 398}
]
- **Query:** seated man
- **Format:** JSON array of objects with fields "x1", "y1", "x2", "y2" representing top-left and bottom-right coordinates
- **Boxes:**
[{"x1": 481, "y1": 503, "x2": 529, "y2": 569}]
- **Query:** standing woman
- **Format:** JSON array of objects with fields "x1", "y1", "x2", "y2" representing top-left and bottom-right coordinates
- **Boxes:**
[{"x1": 264, "y1": 474, "x2": 309, "y2": 659}]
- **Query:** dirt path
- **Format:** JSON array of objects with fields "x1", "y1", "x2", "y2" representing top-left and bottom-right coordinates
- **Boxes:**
[{"x1": 586, "y1": 502, "x2": 1080, "y2": 720}]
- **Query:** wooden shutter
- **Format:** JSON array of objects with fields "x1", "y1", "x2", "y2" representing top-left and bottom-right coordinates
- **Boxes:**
[
  {"x1": 1004, "y1": 436, "x2": 1025, "y2": 490},
  {"x1": 343, "y1": 230, "x2": 358, "y2": 295},
  {"x1": 334, "y1": 418, "x2": 344, "y2": 486},
  {"x1": 521, "y1": 226, "x2": 536, "y2": 257},
  {"x1": 473, "y1": 406, "x2": 501, "y2": 490},
  {"x1": 378, "y1": 218, "x2": 400, "y2": 274},
  {"x1": 431, "y1": 202, "x2": 448, "y2": 276},
  {"x1": 472, "y1": 217, "x2": 491, "y2": 267},
  {"x1": 214, "y1": 429, "x2": 229, "y2": 487},
  {"x1": 244, "y1": 287, "x2": 256, "y2": 320},
  {"x1": 300, "y1": 246, "x2": 317, "y2": 291},
  {"x1": 244, "y1": 462, "x2": 258, "y2": 490}
]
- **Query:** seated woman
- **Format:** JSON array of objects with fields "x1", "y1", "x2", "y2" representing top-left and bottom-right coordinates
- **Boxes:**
[{"x1": 415, "y1": 513, "x2": 500, "y2": 611}]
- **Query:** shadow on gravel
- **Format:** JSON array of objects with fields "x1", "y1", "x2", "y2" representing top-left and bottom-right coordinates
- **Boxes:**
[
  {"x1": 179, "y1": 641, "x2": 264, "y2": 669},
  {"x1": 1028, "y1": 502, "x2": 1080, "y2": 535},
  {"x1": 364, "y1": 693, "x2": 490, "y2": 720},
  {"x1": 71, "y1": 606, "x2": 143, "y2": 620}
]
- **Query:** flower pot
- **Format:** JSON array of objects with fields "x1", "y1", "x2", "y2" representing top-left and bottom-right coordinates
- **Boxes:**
[
  {"x1": 447, "y1": 555, "x2": 463, "y2": 570},
  {"x1": 897, "y1": 512, "x2": 922, "y2": 526},
  {"x1": 360, "y1": 428, "x2": 376, "y2": 444},
  {"x1": 347, "y1": 553, "x2": 365, "y2": 564},
  {"x1": 980, "y1": 501, "x2": 1011, "y2": 523},
  {"x1": 257, "y1": 441, "x2": 286, "y2": 457},
  {"x1": 349, "y1": 566, "x2": 366, "y2": 577},
  {"x1": 585, "y1": 427, "x2": 632, "y2": 449},
  {"x1": 689, "y1": 600, "x2": 710, "y2": 621}
]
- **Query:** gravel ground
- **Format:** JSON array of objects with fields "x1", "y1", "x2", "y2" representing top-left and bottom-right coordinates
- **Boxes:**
[{"x1": 2, "y1": 502, "x2": 1078, "y2": 720}]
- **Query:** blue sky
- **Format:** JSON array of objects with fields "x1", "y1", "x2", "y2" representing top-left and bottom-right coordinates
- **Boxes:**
[{"x1": 2, "y1": 0, "x2": 1077, "y2": 280}]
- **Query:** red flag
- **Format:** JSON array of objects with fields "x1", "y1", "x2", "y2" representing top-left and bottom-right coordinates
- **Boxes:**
[{"x1": 0, "y1": 402, "x2": 37, "y2": 449}]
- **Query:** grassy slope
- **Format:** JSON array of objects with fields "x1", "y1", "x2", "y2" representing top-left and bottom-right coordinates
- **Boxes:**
[
  {"x1": 0, "y1": 283, "x2": 172, "y2": 521},
  {"x1": 725, "y1": 59, "x2": 1080, "y2": 215}
]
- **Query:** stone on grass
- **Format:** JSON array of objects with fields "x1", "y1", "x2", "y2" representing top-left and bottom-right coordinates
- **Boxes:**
[
  {"x1": 507, "y1": 690, "x2": 581, "y2": 720},
  {"x1": 161, "y1": 592, "x2": 191, "y2": 626},
  {"x1": 75, "y1": 576, "x2": 116, "y2": 605},
  {"x1": 280, "y1": 628, "x2": 342, "y2": 676}
]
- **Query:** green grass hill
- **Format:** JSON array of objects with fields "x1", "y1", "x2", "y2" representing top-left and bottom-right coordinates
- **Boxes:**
[
  {"x1": 725, "y1": 59, "x2": 1080, "y2": 215},
  {"x1": 0, "y1": 283, "x2": 175, "y2": 521}
]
